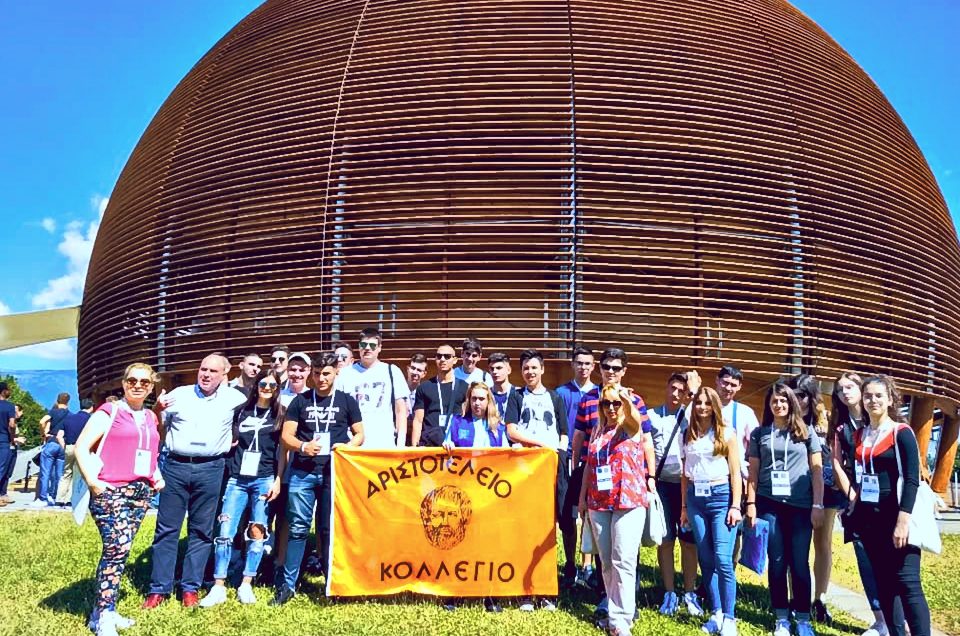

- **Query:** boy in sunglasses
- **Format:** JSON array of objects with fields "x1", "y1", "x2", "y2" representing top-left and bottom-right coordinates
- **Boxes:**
[{"x1": 411, "y1": 344, "x2": 469, "y2": 447}]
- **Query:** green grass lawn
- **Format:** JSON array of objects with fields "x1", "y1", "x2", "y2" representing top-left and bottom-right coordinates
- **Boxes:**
[
  {"x1": 830, "y1": 533, "x2": 959, "y2": 635},
  {"x1": 0, "y1": 512, "x2": 871, "y2": 636}
]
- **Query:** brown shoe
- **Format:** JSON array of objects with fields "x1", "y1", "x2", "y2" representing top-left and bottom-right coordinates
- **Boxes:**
[
  {"x1": 141, "y1": 593, "x2": 168, "y2": 609},
  {"x1": 182, "y1": 591, "x2": 199, "y2": 608}
]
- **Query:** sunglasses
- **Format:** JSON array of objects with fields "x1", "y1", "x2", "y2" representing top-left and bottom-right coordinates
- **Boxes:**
[
  {"x1": 358, "y1": 342, "x2": 378, "y2": 350},
  {"x1": 600, "y1": 363, "x2": 624, "y2": 373},
  {"x1": 258, "y1": 380, "x2": 279, "y2": 390},
  {"x1": 336, "y1": 354, "x2": 349, "y2": 361},
  {"x1": 600, "y1": 399, "x2": 623, "y2": 409},
  {"x1": 124, "y1": 378, "x2": 153, "y2": 388},
  {"x1": 271, "y1": 356, "x2": 286, "y2": 362},
  {"x1": 435, "y1": 353, "x2": 454, "y2": 360}
]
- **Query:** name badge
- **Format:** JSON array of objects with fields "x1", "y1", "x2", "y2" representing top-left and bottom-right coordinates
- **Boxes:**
[
  {"x1": 694, "y1": 480, "x2": 711, "y2": 497},
  {"x1": 861, "y1": 473, "x2": 880, "y2": 503},
  {"x1": 134, "y1": 449, "x2": 152, "y2": 478},
  {"x1": 458, "y1": 428, "x2": 472, "y2": 441},
  {"x1": 315, "y1": 431, "x2": 332, "y2": 456},
  {"x1": 240, "y1": 451, "x2": 262, "y2": 477},
  {"x1": 771, "y1": 470, "x2": 791, "y2": 497},
  {"x1": 855, "y1": 463, "x2": 863, "y2": 484},
  {"x1": 596, "y1": 465, "x2": 613, "y2": 492}
]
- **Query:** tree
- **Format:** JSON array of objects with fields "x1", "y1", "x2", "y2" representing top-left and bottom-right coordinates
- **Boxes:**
[{"x1": 1, "y1": 375, "x2": 47, "y2": 447}]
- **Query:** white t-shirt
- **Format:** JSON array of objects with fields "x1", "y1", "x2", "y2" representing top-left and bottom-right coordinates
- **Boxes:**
[
  {"x1": 454, "y1": 366, "x2": 493, "y2": 385},
  {"x1": 338, "y1": 361, "x2": 407, "y2": 449},
  {"x1": 684, "y1": 399, "x2": 759, "y2": 479},
  {"x1": 682, "y1": 426, "x2": 736, "y2": 483}
]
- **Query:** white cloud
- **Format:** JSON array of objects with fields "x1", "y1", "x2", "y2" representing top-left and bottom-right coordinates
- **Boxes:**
[
  {"x1": 30, "y1": 195, "x2": 108, "y2": 310},
  {"x1": 0, "y1": 339, "x2": 76, "y2": 361},
  {"x1": 0, "y1": 300, "x2": 10, "y2": 316},
  {"x1": 41, "y1": 217, "x2": 57, "y2": 233}
]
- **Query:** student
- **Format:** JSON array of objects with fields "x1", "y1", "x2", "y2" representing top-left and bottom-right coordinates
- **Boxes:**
[
  {"x1": 273, "y1": 351, "x2": 364, "y2": 605},
  {"x1": 34, "y1": 392, "x2": 71, "y2": 507},
  {"x1": 504, "y1": 348, "x2": 568, "y2": 612},
  {"x1": 56, "y1": 398, "x2": 95, "y2": 504},
  {"x1": 847, "y1": 375, "x2": 930, "y2": 636},
  {"x1": 279, "y1": 353, "x2": 311, "y2": 408},
  {"x1": 228, "y1": 353, "x2": 264, "y2": 396},
  {"x1": 555, "y1": 345, "x2": 597, "y2": 586},
  {"x1": 403, "y1": 353, "x2": 428, "y2": 446},
  {"x1": 651, "y1": 372, "x2": 702, "y2": 617},
  {"x1": 746, "y1": 382, "x2": 824, "y2": 636},
  {"x1": 269, "y1": 346, "x2": 290, "y2": 385},
  {"x1": 454, "y1": 337, "x2": 493, "y2": 385},
  {"x1": 411, "y1": 344, "x2": 468, "y2": 447},
  {"x1": 680, "y1": 386, "x2": 741, "y2": 636},
  {"x1": 442, "y1": 382, "x2": 509, "y2": 450},
  {"x1": 487, "y1": 352, "x2": 515, "y2": 419},
  {"x1": 337, "y1": 327, "x2": 407, "y2": 448}
]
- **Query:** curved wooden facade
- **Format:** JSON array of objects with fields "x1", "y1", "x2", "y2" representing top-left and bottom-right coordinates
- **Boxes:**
[{"x1": 78, "y1": 0, "x2": 960, "y2": 403}]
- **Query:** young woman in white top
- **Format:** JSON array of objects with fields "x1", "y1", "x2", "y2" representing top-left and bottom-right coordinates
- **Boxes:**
[{"x1": 680, "y1": 386, "x2": 742, "y2": 636}]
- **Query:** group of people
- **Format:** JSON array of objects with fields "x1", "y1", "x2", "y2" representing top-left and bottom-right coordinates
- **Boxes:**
[{"x1": 64, "y1": 331, "x2": 933, "y2": 636}]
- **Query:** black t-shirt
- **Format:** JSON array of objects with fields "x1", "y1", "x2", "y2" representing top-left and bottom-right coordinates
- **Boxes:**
[
  {"x1": 286, "y1": 389, "x2": 362, "y2": 474},
  {"x1": 414, "y1": 378, "x2": 468, "y2": 446},
  {"x1": 229, "y1": 406, "x2": 280, "y2": 479},
  {"x1": 47, "y1": 408, "x2": 70, "y2": 437}
]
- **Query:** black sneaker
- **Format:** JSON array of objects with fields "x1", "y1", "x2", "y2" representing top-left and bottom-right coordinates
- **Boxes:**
[
  {"x1": 269, "y1": 586, "x2": 295, "y2": 607},
  {"x1": 484, "y1": 597, "x2": 503, "y2": 613},
  {"x1": 813, "y1": 599, "x2": 833, "y2": 625}
]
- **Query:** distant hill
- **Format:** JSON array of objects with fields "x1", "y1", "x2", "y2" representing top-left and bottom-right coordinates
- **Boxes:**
[{"x1": 0, "y1": 369, "x2": 79, "y2": 409}]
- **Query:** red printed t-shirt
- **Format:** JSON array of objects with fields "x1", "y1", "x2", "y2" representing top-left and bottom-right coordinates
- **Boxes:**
[{"x1": 586, "y1": 427, "x2": 649, "y2": 511}]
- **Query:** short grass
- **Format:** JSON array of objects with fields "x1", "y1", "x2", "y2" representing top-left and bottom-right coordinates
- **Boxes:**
[
  {"x1": 0, "y1": 512, "x2": 871, "y2": 636},
  {"x1": 830, "y1": 533, "x2": 959, "y2": 635}
]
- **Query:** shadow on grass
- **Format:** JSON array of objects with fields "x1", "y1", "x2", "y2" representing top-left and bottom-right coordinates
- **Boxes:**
[{"x1": 39, "y1": 577, "x2": 95, "y2": 619}]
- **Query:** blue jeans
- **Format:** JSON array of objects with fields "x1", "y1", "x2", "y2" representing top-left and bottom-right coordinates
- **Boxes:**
[
  {"x1": 686, "y1": 482, "x2": 738, "y2": 619},
  {"x1": 283, "y1": 467, "x2": 331, "y2": 590},
  {"x1": 38, "y1": 440, "x2": 64, "y2": 501},
  {"x1": 213, "y1": 476, "x2": 273, "y2": 579},
  {"x1": 758, "y1": 497, "x2": 813, "y2": 620},
  {"x1": 0, "y1": 445, "x2": 12, "y2": 496},
  {"x1": 148, "y1": 457, "x2": 225, "y2": 594}
]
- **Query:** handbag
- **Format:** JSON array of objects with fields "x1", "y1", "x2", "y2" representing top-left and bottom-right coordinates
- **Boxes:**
[
  {"x1": 739, "y1": 517, "x2": 769, "y2": 574},
  {"x1": 893, "y1": 425, "x2": 942, "y2": 554},
  {"x1": 642, "y1": 488, "x2": 667, "y2": 547},
  {"x1": 71, "y1": 404, "x2": 119, "y2": 526}
]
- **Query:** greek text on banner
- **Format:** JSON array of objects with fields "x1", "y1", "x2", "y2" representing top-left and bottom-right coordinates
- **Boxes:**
[{"x1": 328, "y1": 447, "x2": 559, "y2": 597}]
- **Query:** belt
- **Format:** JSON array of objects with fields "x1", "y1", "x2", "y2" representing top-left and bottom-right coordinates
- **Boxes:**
[{"x1": 168, "y1": 453, "x2": 226, "y2": 464}]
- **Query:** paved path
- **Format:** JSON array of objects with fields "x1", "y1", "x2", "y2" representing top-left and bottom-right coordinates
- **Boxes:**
[{"x1": 825, "y1": 579, "x2": 949, "y2": 636}]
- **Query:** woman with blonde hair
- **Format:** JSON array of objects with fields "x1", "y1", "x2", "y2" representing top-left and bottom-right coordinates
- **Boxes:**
[
  {"x1": 680, "y1": 386, "x2": 741, "y2": 636},
  {"x1": 746, "y1": 381, "x2": 824, "y2": 636},
  {"x1": 442, "y1": 381, "x2": 508, "y2": 449},
  {"x1": 578, "y1": 383, "x2": 655, "y2": 636},
  {"x1": 76, "y1": 363, "x2": 163, "y2": 636}
]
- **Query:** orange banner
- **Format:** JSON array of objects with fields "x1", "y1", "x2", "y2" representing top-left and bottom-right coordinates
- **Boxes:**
[{"x1": 328, "y1": 447, "x2": 559, "y2": 597}]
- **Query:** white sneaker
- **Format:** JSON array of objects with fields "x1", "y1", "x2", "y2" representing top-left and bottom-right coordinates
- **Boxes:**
[
  {"x1": 685, "y1": 591, "x2": 705, "y2": 617},
  {"x1": 113, "y1": 614, "x2": 135, "y2": 630},
  {"x1": 773, "y1": 619, "x2": 793, "y2": 636},
  {"x1": 199, "y1": 585, "x2": 228, "y2": 608},
  {"x1": 702, "y1": 611, "x2": 723, "y2": 634},
  {"x1": 95, "y1": 611, "x2": 120, "y2": 636},
  {"x1": 237, "y1": 583, "x2": 257, "y2": 605},
  {"x1": 30, "y1": 498, "x2": 47, "y2": 508},
  {"x1": 518, "y1": 598, "x2": 535, "y2": 612},
  {"x1": 539, "y1": 598, "x2": 557, "y2": 611},
  {"x1": 861, "y1": 622, "x2": 888, "y2": 636},
  {"x1": 721, "y1": 618, "x2": 738, "y2": 636},
  {"x1": 796, "y1": 620, "x2": 816, "y2": 636},
  {"x1": 660, "y1": 591, "x2": 679, "y2": 616}
]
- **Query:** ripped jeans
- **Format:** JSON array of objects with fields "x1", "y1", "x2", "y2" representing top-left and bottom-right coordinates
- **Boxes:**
[{"x1": 213, "y1": 475, "x2": 273, "y2": 580}]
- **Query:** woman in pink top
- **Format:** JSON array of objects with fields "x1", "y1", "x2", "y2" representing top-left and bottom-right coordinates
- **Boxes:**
[{"x1": 76, "y1": 363, "x2": 163, "y2": 636}]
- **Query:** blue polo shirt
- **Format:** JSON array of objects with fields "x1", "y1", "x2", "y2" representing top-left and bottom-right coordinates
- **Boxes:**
[
  {"x1": 62, "y1": 411, "x2": 91, "y2": 445},
  {"x1": 555, "y1": 380, "x2": 595, "y2": 452}
]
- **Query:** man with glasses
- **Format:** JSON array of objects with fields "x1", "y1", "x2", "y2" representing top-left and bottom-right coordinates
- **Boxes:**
[
  {"x1": 143, "y1": 354, "x2": 246, "y2": 609},
  {"x1": 555, "y1": 345, "x2": 597, "y2": 587},
  {"x1": 454, "y1": 337, "x2": 493, "y2": 385},
  {"x1": 228, "y1": 353, "x2": 263, "y2": 396},
  {"x1": 411, "y1": 344, "x2": 468, "y2": 447},
  {"x1": 487, "y1": 352, "x2": 515, "y2": 419},
  {"x1": 337, "y1": 328, "x2": 408, "y2": 449},
  {"x1": 403, "y1": 354, "x2": 428, "y2": 446},
  {"x1": 270, "y1": 346, "x2": 290, "y2": 386}
]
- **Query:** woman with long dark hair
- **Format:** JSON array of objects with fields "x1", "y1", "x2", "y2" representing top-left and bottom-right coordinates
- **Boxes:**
[
  {"x1": 746, "y1": 381, "x2": 824, "y2": 636},
  {"x1": 679, "y1": 386, "x2": 741, "y2": 636},
  {"x1": 201, "y1": 368, "x2": 286, "y2": 607},
  {"x1": 847, "y1": 375, "x2": 930, "y2": 636}
]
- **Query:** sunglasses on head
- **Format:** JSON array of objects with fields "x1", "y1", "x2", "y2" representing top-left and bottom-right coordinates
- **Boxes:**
[
  {"x1": 258, "y1": 380, "x2": 278, "y2": 390},
  {"x1": 600, "y1": 363, "x2": 624, "y2": 372},
  {"x1": 124, "y1": 378, "x2": 153, "y2": 388},
  {"x1": 435, "y1": 353, "x2": 454, "y2": 360},
  {"x1": 358, "y1": 342, "x2": 378, "y2": 350},
  {"x1": 272, "y1": 355, "x2": 286, "y2": 362},
  {"x1": 600, "y1": 399, "x2": 623, "y2": 409}
]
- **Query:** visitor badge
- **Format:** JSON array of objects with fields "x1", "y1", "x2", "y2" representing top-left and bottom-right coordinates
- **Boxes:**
[
  {"x1": 240, "y1": 451, "x2": 262, "y2": 477},
  {"x1": 596, "y1": 465, "x2": 613, "y2": 491},
  {"x1": 694, "y1": 480, "x2": 711, "y2": 497},
  {"x1": 314, "y1": 431, "x2": 331, "y2": 455},
  {"x1": 133, "y1": 449, "x2": 152, "y2": 477},
  {"x1": 771, "y1": 470, "x2": 791, "y2": 496},
  {"x1": 855, "y1": 463, "x2": 863, "y2": 484},
  {"x1": 458, "y1": 428, "x2": 471, "y2": 441},
  {"x1": 861, "y1": 473, "x2": 880, "y2": 503}
]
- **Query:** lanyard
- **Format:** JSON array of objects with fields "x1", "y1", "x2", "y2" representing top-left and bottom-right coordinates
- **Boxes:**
[
  {"x1": 436, "y1": 378, "x2": 457, "y2": 419},
  {"x1": 769, "y1": 425, "x2": 789, "y2": 471},
  {"x1": 859, "y1": 422, "x2": 893, "y2": 475},
  {"x1": 598, "y1": 429, "x2": 619, "y2": 466},
  {"x1": 246, "y1": 406, "x2": 269, "y2": 453},
  {"x1": 312, "y1": 390, "x2": 335, "y2": 435},
  {"x1": 122, "y1": 400, "x2": 151, "y2": 451}
]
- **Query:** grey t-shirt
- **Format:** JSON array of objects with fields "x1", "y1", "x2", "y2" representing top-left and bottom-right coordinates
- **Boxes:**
[{"x1": 749, "y1": 425, "x2": 822, "y2": 508}]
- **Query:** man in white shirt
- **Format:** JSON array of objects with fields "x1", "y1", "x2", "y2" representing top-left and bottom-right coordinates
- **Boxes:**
[
  {"x1": 337, "y1": 327, "x2": 408, "y2": 448},
  {"x1": 144, "y1": 354, "x2": 246, "y2": 609},
  {"x1": 454, "y1": 337, "x2": 493, "y2": 385}
]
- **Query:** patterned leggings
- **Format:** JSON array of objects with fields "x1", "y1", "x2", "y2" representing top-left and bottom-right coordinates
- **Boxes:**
[{"x1": 90, "y1": 481, "x2": 152, "y2": 616}]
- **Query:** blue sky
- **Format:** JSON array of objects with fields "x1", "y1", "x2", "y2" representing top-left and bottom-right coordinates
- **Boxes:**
[{"x1": 0, "y1": 0, "x2": 956, "y2": 371}]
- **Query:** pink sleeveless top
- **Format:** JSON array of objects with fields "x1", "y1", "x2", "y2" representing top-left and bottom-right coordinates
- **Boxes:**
[{"x1": 97, "y1": 403, "x2": 161, "y2": 487}]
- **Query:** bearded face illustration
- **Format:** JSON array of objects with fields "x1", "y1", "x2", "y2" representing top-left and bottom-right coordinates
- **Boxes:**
[{"x1": 419, "y1": 485, "x2": 472, "y2": 550}]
